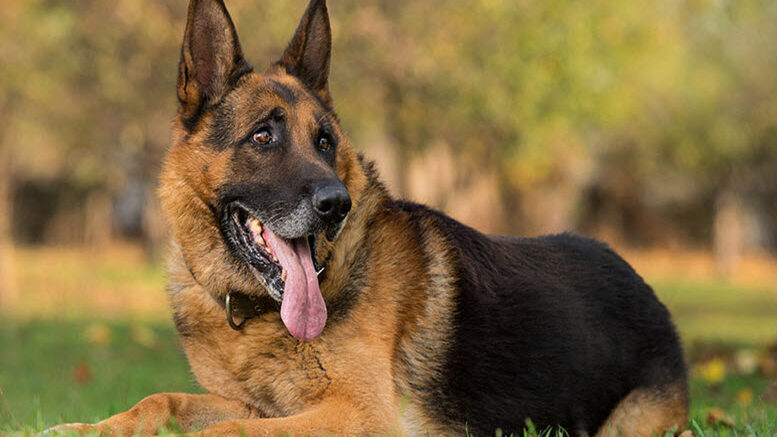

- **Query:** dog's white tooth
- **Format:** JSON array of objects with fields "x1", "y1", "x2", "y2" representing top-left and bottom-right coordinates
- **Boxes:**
[
  {"x1": 247, "y1": 219, "x2": 260, "y2": 234},
  {"x1": 256, "y1": 235, "x2": 265, "y2": 246},
  {"x1": 281, "y1": 269, "x2": 287, "y2": 281},
  {"x1": 273, "y1": 255, "x2": 279, "y2": 263}
]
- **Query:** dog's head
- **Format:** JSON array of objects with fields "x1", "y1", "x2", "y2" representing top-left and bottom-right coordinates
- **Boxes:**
[{"x1": 160, "y1": 0, "x2": 363, "y2": 340}]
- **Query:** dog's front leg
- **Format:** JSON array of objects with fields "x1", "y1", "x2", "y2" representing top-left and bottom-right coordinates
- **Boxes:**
[
  {"x1": 45, "y1": 392, "x2": 256, "y2": 436},
  {"x1": 186, "y1": 398, "x2": 394, "y2": 436}
]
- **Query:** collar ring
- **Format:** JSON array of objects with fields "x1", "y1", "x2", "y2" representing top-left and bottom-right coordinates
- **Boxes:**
[{"x1": 225, "y1": 292, "x2": 247, "y2": 330}]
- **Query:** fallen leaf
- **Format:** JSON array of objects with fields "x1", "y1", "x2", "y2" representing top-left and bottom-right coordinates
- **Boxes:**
[
  {"x1": 706, "y1": 407, "x2": 734, "y2": 428},
  {"x1": 695, "y1": 358, "x2": 726, "y2": 385},
  {"x1": 759, "y1": 355, "x2": 777, "y2": 378},
  {"x1": 72, "y1": 362, "x2": 92, "y2": 384},
  {"x1": 678, "y1": 430, "x2": 694, "y2": 437},
  {"x1": 735, "y1": 388, "x2": 754, "y2": 406},
  {"x1": 734, "y1": 349, "x2": 758, "y2": 375},
  {"x1": 85, "y1": 323, "x2": 112, "y2": 346},
  {"x1": 130, "y1": 324, "x2": 158, "y2": 348}
]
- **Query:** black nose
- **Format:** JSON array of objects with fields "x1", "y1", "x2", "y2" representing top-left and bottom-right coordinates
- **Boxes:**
[{"x1": 312, "y1": 182, "x2": 351, "y2": 223}]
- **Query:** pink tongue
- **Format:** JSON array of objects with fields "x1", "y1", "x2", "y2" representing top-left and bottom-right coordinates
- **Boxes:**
[{"x1": 262, "y1": 228, "x2": 327, "y2": 340}]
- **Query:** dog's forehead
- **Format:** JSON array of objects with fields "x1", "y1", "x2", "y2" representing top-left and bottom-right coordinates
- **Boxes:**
[
  {"x1": 234, "y1": 74, "x2": 323, "y2": 120},
  {"x1": 209, "y1": 73, "x2": 331, "y2": 148}
]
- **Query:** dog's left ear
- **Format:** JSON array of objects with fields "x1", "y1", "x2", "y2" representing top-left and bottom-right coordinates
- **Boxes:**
[
  {"x1": 177, "y1": 0, "x2": 251, "y2": 124},
  {"x1": 271, "y1": 0, "x2": 332, "y2": 107}
]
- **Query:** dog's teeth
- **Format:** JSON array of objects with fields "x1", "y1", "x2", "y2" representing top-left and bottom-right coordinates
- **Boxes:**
[
  {"x1": 248, "y1": 217, "x2": 262, "y2": 234},
  {"x1": 256, "y1": 235, "x2": 265, "y2": 246},
  {"x1": 281, "y1": 269, "x2": 287, "y2": 281},
  {"x1": 272, "y1": 255, "x2": 279, "y2": 263}
]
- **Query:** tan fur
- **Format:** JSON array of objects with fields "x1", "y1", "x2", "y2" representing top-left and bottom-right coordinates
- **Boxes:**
[{"x1": 594, "y1": 383, "x2": 688, "y2": 437}]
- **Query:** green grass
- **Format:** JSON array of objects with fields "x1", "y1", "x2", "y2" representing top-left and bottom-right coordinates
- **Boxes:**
[
  {"x1": 0, "y1": 319, "x2": 200, "y2": 432},
  {"x1": 1, "y1": 317, "x2": 775, "y2": 436},
  {"x1": 653, "y1": 278, "x2": 777, "y2": 347}
]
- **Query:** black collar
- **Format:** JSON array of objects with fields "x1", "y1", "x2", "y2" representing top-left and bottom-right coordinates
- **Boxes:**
[{"x1": 217, "y1": 291, "x2": 280, "y2": 330}]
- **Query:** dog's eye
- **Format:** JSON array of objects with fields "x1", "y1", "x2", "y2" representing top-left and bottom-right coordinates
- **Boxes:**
[
  {"x1": 251, "y1": 129, "x2": 273, "y2": 146},
  {"x1": 318, "y1": 136, "x2": 331, "y2": 152}
]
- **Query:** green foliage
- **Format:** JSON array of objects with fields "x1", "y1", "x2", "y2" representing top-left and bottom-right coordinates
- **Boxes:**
[
  {"x1": 1, "y1": 0, "x2": 776, "y2": 242},
  {"x1": 327, "y1": 0, "x2": 777, "y2": 195}
]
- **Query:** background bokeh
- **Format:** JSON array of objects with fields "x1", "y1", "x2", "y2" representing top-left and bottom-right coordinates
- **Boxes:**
[{"x1": 1, "y1": 0, "x2": 776, "y2": 433}]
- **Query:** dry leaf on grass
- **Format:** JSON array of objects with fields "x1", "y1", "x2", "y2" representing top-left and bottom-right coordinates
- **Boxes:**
[
  {"x1": 72, "y1": 362, "x2": 92, "y2": 384},
  {"x1": 695, "y1": 358, "x2": 726, "y2": 385},
  {"x1": 130, "y1": 324, "x2": 158, "y2": 348},
  {"x1": 735, "y1": 388, "x2": 754, "y2": 406},
  {"x1": 734, "y1": 349, "x2": 758, "y2": 375},
  {"x1": 85, "y1": 323, "x2": 112, "y2": 346},
  {"x1": 706, "y1": 407, "x2": 735, "y2": 428}
]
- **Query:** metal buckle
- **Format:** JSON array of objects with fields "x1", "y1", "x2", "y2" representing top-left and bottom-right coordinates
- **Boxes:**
[{"x1": 225, "y1": 292, "x2": 247, "y2": 330}]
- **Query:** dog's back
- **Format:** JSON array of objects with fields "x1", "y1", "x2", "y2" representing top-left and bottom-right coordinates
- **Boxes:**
[{"x1": 398, "y1": 201, "x2": 687, "y2": 435}]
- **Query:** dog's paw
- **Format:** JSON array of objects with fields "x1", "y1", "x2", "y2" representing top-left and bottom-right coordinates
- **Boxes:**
[{"x1": 42, "y1": 423, "x2": 95, "y2": 435}]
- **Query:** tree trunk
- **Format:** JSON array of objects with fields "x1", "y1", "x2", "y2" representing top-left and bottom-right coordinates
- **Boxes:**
[
  {"x1": 84, "y1": 189, "x2": 113, "y2": 248},
  {"x1": 142, "y1": 186, "x2": 166, "y2": 262},
  {"x1": 713, "y1": 189, "x2": 744, "y2": 278},
  {"x1": 519, "y1": 182, "x2": 582, "y2": 237},
  {"x1": 140, "y1": 127, "x2": 168, "y2": 263},
  {"x1": 0, "y1": 92, "x2": 17, "y2": 308},
  {"x1": 0, "y1": 129, "x2": 17, "y2": 308}
]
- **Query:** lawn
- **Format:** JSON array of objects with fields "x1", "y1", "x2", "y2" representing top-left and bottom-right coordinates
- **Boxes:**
[
  {"x1": 1, "y1": 245, "x2": 776, "y2": 435},
  {"x1": 0, "y1": 319, "x2": 200, "y2": 430}
]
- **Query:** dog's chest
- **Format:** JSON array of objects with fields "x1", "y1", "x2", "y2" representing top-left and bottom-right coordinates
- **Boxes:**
[{"x1": 177, "y1": 307, "x2": 334, "y2": 417}]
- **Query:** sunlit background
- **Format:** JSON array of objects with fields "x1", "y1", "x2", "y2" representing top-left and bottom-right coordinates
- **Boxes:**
[{"x1": 1, "y1": 0, "x2": 776, "y2": 433}]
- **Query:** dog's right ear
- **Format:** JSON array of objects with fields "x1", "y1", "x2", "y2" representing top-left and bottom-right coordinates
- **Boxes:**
[
  {"x1": 271, "y1": 0, "x2": 333, "y2": 107},
  {"x1": 177, "y1": 0, "x2": 252, "y2": 126}
]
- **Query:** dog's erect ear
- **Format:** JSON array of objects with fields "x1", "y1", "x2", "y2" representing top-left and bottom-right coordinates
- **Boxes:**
[
  {"x1": 177, "y1": 0, "x2": 252, "y2": 124},
  {"x1": 272, "y1": 0, "x2": 332, "y2": 107}
]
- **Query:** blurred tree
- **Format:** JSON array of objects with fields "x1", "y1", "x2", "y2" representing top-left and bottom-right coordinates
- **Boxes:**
[
  {"x1": 0, "y1": 92, "x2": 16, "y2": 305},
  {"x1": 0, "y1": 0, "x2": 775, "y2": 265}
]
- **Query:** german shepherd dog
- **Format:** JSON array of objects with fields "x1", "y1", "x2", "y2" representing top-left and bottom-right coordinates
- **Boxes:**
[{"x1": 50, "y1": 0, "x2": 688, "y2": 435}]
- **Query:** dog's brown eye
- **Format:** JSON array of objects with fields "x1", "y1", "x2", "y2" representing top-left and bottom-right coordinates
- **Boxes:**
[
  {"x1": 318, "y1": 136, "x2": 330, "y2": 152},
  {"x1": 252, "y1": 130, "x2": 272, "y2": 145}
]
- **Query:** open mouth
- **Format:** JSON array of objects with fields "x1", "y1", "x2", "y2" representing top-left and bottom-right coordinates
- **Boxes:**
[{"x1": 224, "y1": 202, "x2": 327, "y2": 340}]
